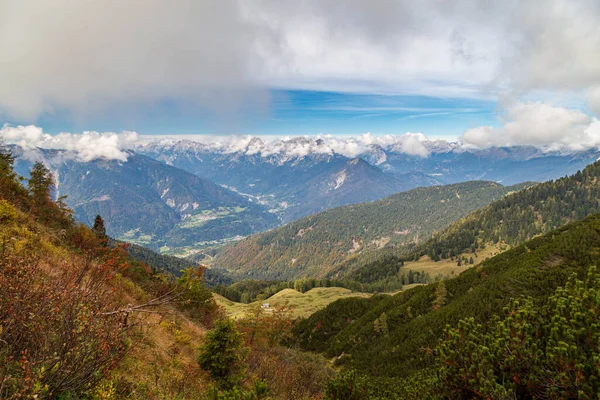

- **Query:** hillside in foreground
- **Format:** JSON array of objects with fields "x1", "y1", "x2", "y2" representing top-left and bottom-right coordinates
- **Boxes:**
[
  {"x1": 215, "y1": 180, "x2": 531, "y2": 280},
  {"x1": 0, "y1": 150, "x2": 332, "y2": 399}
]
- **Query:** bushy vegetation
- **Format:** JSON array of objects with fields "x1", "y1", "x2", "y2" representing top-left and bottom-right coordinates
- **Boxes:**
[
  {"x1": 0, "y1": 150, "x2": 132, "y2": 398},
  {"x1": 200, "y1": 306, "x2": 332, "y2": 399},
  {"x1": 434, "y1": 268, "x2": 600, "y2": 398},
  {"x1": 0, "y1": 146, "x2": 223, "y2": 398}
]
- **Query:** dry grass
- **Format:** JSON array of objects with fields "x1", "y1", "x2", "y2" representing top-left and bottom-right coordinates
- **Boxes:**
[
  {"x1": 110, "y1": 306, "x2": 211, "y2": 399},
  {"x1": 215, "y1": 287, "x2": 371, "y2": 319},
  {"x1": 400, "y1": 242, "x2": 506, "y2": 278}
]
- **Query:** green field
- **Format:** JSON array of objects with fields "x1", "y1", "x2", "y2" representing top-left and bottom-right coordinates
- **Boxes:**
[
  {"x1": 118, "y1": 228, "x2": 154, "y2": 246},
  {"x1": 177, "y1": 206, "x2": 247, "y2": 229},
  {"x1": 215, "y1": 287, "x2": 371, "y2": 319}
]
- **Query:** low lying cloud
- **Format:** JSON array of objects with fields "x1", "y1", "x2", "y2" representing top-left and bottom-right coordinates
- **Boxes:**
[
  {"x1": 141, "y1": 131, "x2": 432, "y2": 160},
  {"x1": 461, "y1": 102, "x2": 600, "y2": 151},
  {"x1": 6, "y1": 117, "x2": 599, "y2": 165},
  {"x1": 0, "y1": 125, "x2": 138, "y2": 161}
]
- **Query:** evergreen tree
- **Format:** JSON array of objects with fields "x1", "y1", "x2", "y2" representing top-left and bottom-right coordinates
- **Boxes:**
[
  {"x1": 92, "y1": 214, "x2": 108, "y2": 244},
  {"x1": 28, "y1": 162, "x2": 54, "y2": 204},
  {"x1": 198, "y1": 318, "x2": 247, "y2": 389},
  {"x1": 0, "y1": 145, "x2": 27, "y2": 206},
  {"x1": 27, "y1": 162, "x2": 54, "y2": 220}
]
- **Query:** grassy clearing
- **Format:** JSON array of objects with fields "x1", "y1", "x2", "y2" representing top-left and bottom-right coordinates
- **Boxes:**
[
  {"x1": 215, "y1": 287, "x2": 371, "y2": 319},
  {"x1": 118, "y1": 229, "x2": 154, "y2": 246},
  {"x1": 177, "y1": 207, "x2": 247, "y2": 229},
  {"x1": 400, "y1": 242, "x2": 506, "y2": 278}
]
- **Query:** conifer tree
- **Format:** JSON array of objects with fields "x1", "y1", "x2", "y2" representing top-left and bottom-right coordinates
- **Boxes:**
[
  {"x1": 92, "y1": 214, "x2": 108, "y2": 245},
  {"x1": 28, "y1": 161, "x2": 54, "y2": 218},
  {"x1": 198, "y1": 318, "x2": 247, "y2": 389}
]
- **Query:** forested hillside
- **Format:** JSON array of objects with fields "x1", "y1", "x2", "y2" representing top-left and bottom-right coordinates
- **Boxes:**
[
  {"x1": 422, "y1": 161, "x2": 600, "y2": 259},
  {"x1": 292, "y1": 213, "x2": 600, "y2": 398},
  {"x1": 338, "y1": 160, "x2": 600, "y2": 283},
  {"x1": 215, "y1": 181, "x2": 531, "y2": 280}
]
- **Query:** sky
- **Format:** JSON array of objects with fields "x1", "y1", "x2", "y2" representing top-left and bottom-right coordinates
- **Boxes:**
[{"x1": 1, "y1": 0, "x2": 600, "y2": 148}]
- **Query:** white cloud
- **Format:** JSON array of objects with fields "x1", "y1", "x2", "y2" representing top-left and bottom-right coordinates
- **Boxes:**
[
  {"x1": 461, "y1": 102, "x2": 600, "y2": 151},
  {"x1": 392, "y1": 133, "x2": 430, "y2": 157},
  {"x1": 0, "y1": 0, "x2": 268, "y2": 121},
  {"x1": 461, "y1": 126, "x2": 504, "y2": 149},
  {"x1": 0, "y1": 125, "x2": 137, "y2": 161}
]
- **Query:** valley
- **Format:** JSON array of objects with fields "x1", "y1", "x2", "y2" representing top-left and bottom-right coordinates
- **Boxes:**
[{"x1": 213, "y1": 181, "x2": 532, "y2": 280}]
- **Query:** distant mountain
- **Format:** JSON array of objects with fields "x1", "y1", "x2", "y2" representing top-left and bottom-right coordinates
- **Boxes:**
[
  {"x1": 277, "y1": 157, "x2": 416, "y2": 223},
  {"x1": 213, "y1": 180, "x2": 532, "y2": 280},
  {"x1": 138, "y1": 139, "x2": 444, "y2": 222},
  {"x1": 382, "y1": 145, "x2": 600, "y2": 185},
  {"x1": 138, "y1": 138, "x2": 599, "y2": 221},
  {"x1": 12, "y1": 147, "x2": 278, "y2": 253}
]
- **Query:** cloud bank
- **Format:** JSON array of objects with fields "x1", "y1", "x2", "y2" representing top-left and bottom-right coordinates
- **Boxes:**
[
  {"x1": 461, "y1": 102, "x2": 600, "y2": 151},
  {"x1": 4, "y1": 120, "x2": 600, "y2": 165},
  {"x1": 0, "y1": 125, "x2": 138, "y2": 161}
]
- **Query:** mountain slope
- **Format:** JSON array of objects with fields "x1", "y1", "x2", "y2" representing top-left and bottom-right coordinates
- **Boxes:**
[
  {"x1": 12, "y1": 147, "x2": 278, "y2": 252},
  {"x1": 342, "y1": 160, "x2": 600, "y2": 283},
  {"x1": 292, "y1": 213, "x2": 600, "y2": 396},
  {"x1": 278, "y1": 157, "x2": 413, "y2": 222},
  {"x1": 214, "y1": 181, "x2": 532, "y2": 280}
]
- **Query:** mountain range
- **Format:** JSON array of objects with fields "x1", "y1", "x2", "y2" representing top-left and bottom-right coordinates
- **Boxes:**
[
  {"x1": 137, "y1": 138, "x2": 599, "y2": 222},
  {"x1": 9, "y1": 137, "x2": 600, "y2": 257}
]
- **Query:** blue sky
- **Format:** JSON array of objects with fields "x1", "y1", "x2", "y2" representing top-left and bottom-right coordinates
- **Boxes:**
[{"x1": 10, "y1": 90, "x2": 497, "y2": 139}]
